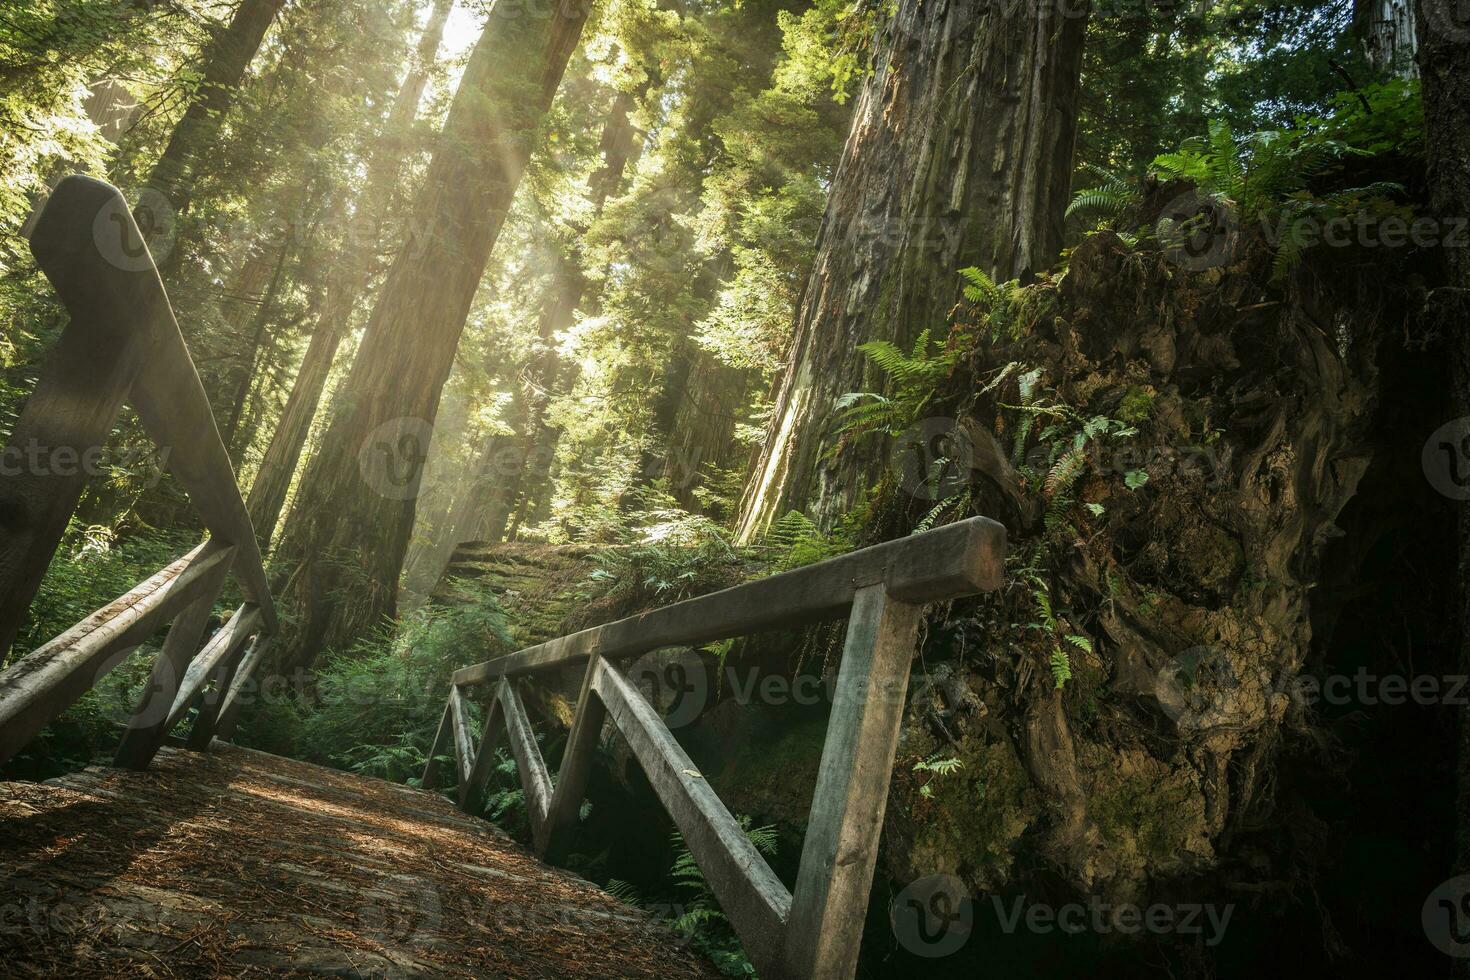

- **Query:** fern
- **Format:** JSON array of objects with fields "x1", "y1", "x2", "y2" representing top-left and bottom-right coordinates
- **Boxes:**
[
  {"x1": 1066, "y1": 163, "x2": 1140, "y2": 221},
  {"x1": 762, "y1": 510, "x2": 851, "y2": 569},
  {"x1": 606, "y1": 879, "x2": 643, "y2": 904},
  {"x1": 913, "y1": 753, "x2": 964, "y2": 798},
  {"x1": 832, "y1": 329, "x2": 961, "y2": 448},
  {"x1": 1050, "y1": 648, "x2": 1073, "y2": 689}
]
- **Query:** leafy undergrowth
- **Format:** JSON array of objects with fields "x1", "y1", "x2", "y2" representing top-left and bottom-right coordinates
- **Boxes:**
[
  {"x1": 233, "y1": 579, "x2": 512, "y2": 785},
  {"x1": 0, "y1": 523, "x2": 221, "y2": 781}
]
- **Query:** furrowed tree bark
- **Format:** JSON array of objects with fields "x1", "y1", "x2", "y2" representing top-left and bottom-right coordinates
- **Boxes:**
[
  {"x1": 1416, "y1": 2, "x2": 1470, "y2": 969},
  {"x1": 735, "y1": 0, "x2": 1090, "y2": 540},
  {"x1": 142, "y1": 0, "x2": 285, "y2": 230},
  {"x1": 662, "y1": 346, "x2": 747, "y2": 515},
  {"x1": 271, "y1": 0, "x2": 594, "y2": 668},
  {"x1": 245, "y1": 0, "x2": 455, "y2": 549}
]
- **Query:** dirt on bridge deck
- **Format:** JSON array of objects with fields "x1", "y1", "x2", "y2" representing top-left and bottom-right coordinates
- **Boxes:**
[{"x1": 0, "y1": 743, "x2": 721, "y2": 979}]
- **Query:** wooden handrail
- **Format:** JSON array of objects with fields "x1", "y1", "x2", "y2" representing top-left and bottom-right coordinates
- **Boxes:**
[
  {"x1": 0, "y1": 176, "x2": 277, "y2": 770},
  {"x1": 426, "y1": 515, "x2": 1007, "y2": 980},
  {"x1": 452, "y1": 516, "x2": 1004, "y2": 685}
]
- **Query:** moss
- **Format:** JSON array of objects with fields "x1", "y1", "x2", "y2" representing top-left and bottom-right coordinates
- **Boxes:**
[
  {"x1": 899, "y1": 738, "x2": 1037, "y2": 889},
  {"x1": 1090, "y1": 767, "x2": 1205, "y2": 871},
  {"x1": 1117, "y1": 385, "x2": 1156, "y2": 423},
  {"x1": 713, "y1": 714, "x2": 829, "y2": 835},
  {"x1": 1174, "y1": 521, "x2": 1244, "y2": 597}
]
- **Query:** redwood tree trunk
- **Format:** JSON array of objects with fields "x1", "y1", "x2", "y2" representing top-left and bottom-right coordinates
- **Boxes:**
[
  {"x1": 735, "y1": 0, "x2": 1090, "y2": 539},
  {"x1": 143, "y1": 0, "x2": 285, "y2": 223},
  {"x1": 1416, "y1": 0, "x2": 1470, "y2": 956},
  {"x1": 271, "y1": 0, "x2": 592, "y2": 667},
  {"x1": 245, "y1": 0, "x2": 454, "y2": 548}
]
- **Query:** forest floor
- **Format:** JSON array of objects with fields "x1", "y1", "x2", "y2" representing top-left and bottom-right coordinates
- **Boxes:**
[{"x1": 0, "y1": 743, "x2": 718, "y2": 978}]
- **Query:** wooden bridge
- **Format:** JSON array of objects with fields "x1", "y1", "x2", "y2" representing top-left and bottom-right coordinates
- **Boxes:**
[{"x1": 0, "y1": 178, "x2": 1006, "y2": 978}]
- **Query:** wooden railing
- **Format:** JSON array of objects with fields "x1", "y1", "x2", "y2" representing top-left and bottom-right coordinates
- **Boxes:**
[
  {"x1": 0, "y1": 176, "x2": 277, "y2": 771},
  {"x1": 425, "y1": 515, "x2": 1006, "y2": 980}
]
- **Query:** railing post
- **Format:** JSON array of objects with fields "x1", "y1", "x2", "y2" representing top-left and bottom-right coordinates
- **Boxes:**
[
  {"x1": 212, "y1": 635, "x2": 271, "y2": 743},
  {"x1": 0, "y1": 178, "x2": 164, "y2": 659},
  {"x1": 499, "y1": 678, "x2": 554, "y2": 852},
  {"x1": 780, "y1": 584, "x2": 923, "y2": 980},
  {"x1": 540, "y1": 651, "x2": 607, "y2": 859},
  {"x1": 184, "y1": 633, "x2": 252, "y2": 752},
  {"x1": 114, "y1": 546, "x2": 231, "y2": 770},
  {"x1": 459, "y1": 681, "x2": 505, "y2": 815},
  {"x1": 421, "y1": 697, "x2": 453, "y2": 791}
]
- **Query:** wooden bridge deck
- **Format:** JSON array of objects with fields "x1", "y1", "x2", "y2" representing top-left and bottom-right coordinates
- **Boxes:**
[{"x1": 0, "y1": 744, "x2": 719, "y2": 978}]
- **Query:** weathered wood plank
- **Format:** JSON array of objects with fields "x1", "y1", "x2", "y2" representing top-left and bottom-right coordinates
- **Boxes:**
[
  {"x1": 184, "y1": 627, "x2": 252, "y2": 751},
  {"x1": 420, "y1": 699, "x2": 453, "y2": 791},
  {"x1": 780, "y1": 585, "x2": 922, "y2": 980},
  {"x1": 0, "y1": 543, "x2": 234, "y2": 766},
  {"x1": 0, "y1": 176, "x2": 167, "y2": 658},
  {"x1": 212, "y1": 634, "x2": 271, "y2": 743},
  {"x1": 592, "y1": 658, "x2": 791, "y2": 973},
  {"x1": 448, "y1": 685, "x2": 475, "y2": 789},
  {"x1": 454, "y1": 516, "x2": 1004, "y2": 686},
  {"x1": 459, "y1": 683, "x2": 504, "y2": 814},
  {"x1": 17, "y1": 176, "x2": 275, "y2": 634},
  {"x1": 114, "y1": 544, "x2": 234, "y2": 769},
  {"x1": 499, "y1": 679, "x2": 552, "y2": 849},
  {"x1": 540, "y1": 653, "x2": 608, "y2": 860},
  {"x1": 164, "y1": 604, "x2": 261, "y2": 732}
]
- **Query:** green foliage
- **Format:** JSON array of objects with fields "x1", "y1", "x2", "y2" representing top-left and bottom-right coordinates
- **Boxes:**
[
  {"x1": 1065, "y1": 163, "x2": 1139, "y2": 222},
  {"x1": 1049, "y1": 649, "x2": 1073, "y2": 690},
  {"x1": 666, "y1": 817, "x2": 778, "y2": 975},
  {"x1": 242, "y1": 581, "x2": 513, "y2": 783},
  {"x1": 1071, "y1": 107, "x2": 1411, "y2": 281},
  {"x1": 1301, "y1": 78, "x2": 1423, "y2": 158},
  {"x1": 759, "y1": 510, "x2": 853, "y2": 570},
  {"x1": 913, "y1": 753, "x2": 964, "y2": 798},
  {"x1": 832, "y1": 329, "x2": 959, "y2": 447},
  {"x1": 579, "y1": 510, "x2": 743, "y2": 606}
]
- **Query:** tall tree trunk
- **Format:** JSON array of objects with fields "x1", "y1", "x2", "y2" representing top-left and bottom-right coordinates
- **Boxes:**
[
  {"x1": 245, "y1": 276, "x2": 351, "y2": 546},
  {"x1": 245, "y1": 0, "x2": 454, "y2": 548},
  {"x1": 142, "y1": 0, "x2": 285, "y2": 230},
  {"x1": 662, "y1": 346, "x2": 747, "y2": 515},
  {"x1": 489, "y1": 82, "x2": 649, "y2": 544},
  {"x1": 735, "y1": 0, "x2": 1090, "y2": 540},
  {"x1": 271, "y1": 0, "x2": 593, "y2": 668},
  {"x1": 222, "y1": 233, "x2": 293, "y2": 450},
  {"x1": 1358, "y1": 0, "x2": 1419, "y2": 76},
  {"x1": 1416, "y1": 1, "x2": 1470, "y2": 963}
]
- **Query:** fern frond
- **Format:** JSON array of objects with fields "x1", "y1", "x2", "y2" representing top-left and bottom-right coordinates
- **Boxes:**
[
  {"x1": 1067, "y1": 186, "x2": 1136, "y2": 221},
  {"x1": 1050, "y1": 648, "x2": 1073, "y2": 689}
]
